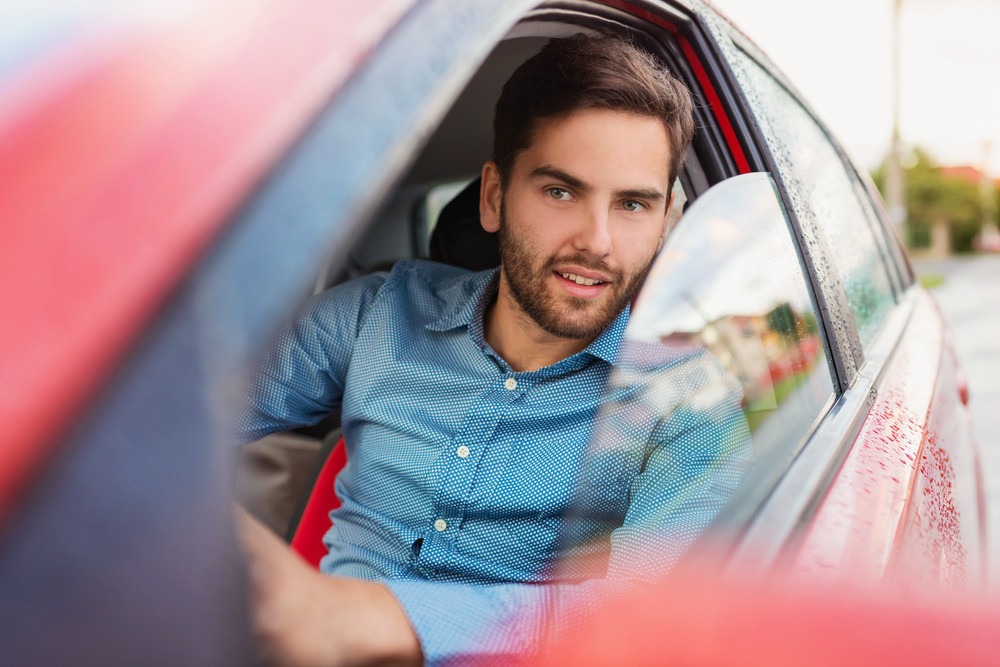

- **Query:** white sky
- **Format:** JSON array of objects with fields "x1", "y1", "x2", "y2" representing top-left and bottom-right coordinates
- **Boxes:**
[{"x1": 708, "y1": 0, "x2": 1000, "y2": 176}]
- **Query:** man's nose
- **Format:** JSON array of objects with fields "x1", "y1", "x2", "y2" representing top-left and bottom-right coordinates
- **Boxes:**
[{"x1": 572, "y1": 204, "x2": 613, "y2": 257}]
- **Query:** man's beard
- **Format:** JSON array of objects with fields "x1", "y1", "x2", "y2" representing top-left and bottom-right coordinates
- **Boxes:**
[{"x1": 497, "y1": 201, "x2": 655, "y2": 340}]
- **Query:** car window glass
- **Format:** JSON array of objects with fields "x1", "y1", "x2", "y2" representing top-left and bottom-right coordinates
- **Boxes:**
[
  {"x1": 848, "y1": 164, "x2": 909, "y2": 293},
  {"x1": 558, "y1": 173, "x2": 835, "y2": 581},
  {"x1": 730, "y1": 49, "x2": 897, "y2": 349}
]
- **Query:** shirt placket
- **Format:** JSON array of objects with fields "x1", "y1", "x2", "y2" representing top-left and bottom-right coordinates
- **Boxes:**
[{"x1": 417, "y1": 373, "x2": 528, "y2": 571}]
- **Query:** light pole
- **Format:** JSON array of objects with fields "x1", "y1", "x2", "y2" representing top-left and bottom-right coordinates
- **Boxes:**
[
  {"x1": 980, "y1": 141, "x2": 1000, "y2": 250},
  {"x1": 886, "y1": 0, "x2": 907, "y2": 238}
]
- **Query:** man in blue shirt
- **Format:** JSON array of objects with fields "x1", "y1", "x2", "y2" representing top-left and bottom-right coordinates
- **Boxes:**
[{"x1": 236, "y1": 34, "x2": 749, "y2": 666}]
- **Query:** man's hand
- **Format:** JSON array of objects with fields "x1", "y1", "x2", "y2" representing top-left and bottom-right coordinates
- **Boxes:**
[{"x1": 235, "y1": 508, "x2": 423, "y2": 666}]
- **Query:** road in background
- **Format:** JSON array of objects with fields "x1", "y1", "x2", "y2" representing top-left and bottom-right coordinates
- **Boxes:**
[{"x1": 914, "y1": 255, "x2": 1000, "y2": 587}]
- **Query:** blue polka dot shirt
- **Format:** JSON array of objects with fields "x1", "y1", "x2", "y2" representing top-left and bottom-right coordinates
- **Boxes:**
[{"x1": 235, "y1": 259, "x2": 751, "y2": 665}]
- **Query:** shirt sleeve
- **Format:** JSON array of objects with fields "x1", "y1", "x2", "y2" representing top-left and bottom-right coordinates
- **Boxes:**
[
  {"x1": 232, "y1": 272, "x2": 391, "y2": 445},
  {"x1": 385, "y1": 576, "x2": 638, "y2": 665},
  {"x1": 384, "y1": 354, "x2": 753, "y2": 666}
]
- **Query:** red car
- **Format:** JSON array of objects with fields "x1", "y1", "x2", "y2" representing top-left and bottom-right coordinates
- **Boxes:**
[{"x1": 0, "y1": 0, "x2": 990, "y2": 664}]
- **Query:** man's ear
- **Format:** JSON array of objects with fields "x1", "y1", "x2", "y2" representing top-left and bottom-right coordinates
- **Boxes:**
[{"x1": 480, "y1": 161, "x2": 502, "y2": 233}]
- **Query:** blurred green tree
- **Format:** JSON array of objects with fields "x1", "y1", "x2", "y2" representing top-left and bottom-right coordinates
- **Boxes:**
[{"x1": 873, "y1": 148, "x2": 986, "y2": 253}]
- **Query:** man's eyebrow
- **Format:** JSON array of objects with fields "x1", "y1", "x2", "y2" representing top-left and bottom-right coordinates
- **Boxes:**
[
  {"x1": 528, "y1": 166, "x2": 592, "y2": 192},
  {"x1": 616, "y1": 187, "x2": 665, "y2": 202},
  {"x1": 529, "y1": 165, "x2": 665, "y2": 203}
]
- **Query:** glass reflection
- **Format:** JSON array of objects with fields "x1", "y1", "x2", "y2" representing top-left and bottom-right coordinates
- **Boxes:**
[{"x1": 560, "y1": 173, "x2": 834, "y2": 582}]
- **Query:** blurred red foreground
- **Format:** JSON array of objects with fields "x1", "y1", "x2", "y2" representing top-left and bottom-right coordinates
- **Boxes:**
[{"x1": 539, "y1": 564, "x2": 1000, "y2": 666}]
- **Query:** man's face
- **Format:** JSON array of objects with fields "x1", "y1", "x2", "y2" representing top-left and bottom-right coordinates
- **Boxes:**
[{"x1": 482, "y1": 108, "x2": 673, "y2": 340}]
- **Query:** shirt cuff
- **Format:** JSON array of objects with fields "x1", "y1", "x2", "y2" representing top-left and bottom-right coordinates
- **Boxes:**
[{"x1": 383, "y1": 579, "x2": 545, "y2": 666}]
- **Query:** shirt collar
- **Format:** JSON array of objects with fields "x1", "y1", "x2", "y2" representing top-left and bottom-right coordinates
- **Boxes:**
[
  {"x1": 583, "y1": 304, "x2": 630, "y2": 365},
  {"x1": 426, "y1": 267, "x2": 630, "y2": 367},
  {"x1": 426, "y1": 267, "x2": 499, "y2": 334}
]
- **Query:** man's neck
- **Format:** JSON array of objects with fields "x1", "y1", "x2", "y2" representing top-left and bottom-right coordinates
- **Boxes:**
[{"x1": 483, "y1": 280, "x2": 594, "y2": 373}]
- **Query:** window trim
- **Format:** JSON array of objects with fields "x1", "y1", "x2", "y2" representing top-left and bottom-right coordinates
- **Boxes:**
[{"x1": 719, "y1": 31, "x2": 868, "y2": 393}]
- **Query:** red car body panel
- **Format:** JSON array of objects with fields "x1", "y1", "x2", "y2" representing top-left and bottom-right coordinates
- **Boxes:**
[
  {"x1": 792, "y1": 291, "x2": 985, "y2": 588},
  {"x1": 0, "y1": 0, "x2": 415, "y2": 527}
]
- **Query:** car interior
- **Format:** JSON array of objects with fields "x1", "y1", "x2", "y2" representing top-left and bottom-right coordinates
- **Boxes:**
[
  {"x1": 234, "y1": 9, "x2": 799, "y2": 551},
  {"x1": 235, "y1": 15, "x2": 725, "y2": 539}
]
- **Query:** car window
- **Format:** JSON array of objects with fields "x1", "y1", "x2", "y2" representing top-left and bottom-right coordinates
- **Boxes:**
[
  {"x1": 729, "y1": 48, "x2": 897, "y2": 350},
  {"x1": 560, "y1": 173, "x2": 835, "y2": 579},
  {"x1": 847, "y1": 162, "x2": 911, "y2": 293}
]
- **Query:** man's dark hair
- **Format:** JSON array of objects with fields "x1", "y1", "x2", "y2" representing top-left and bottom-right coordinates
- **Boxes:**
[{"x1": 493, "y1": 34, "x2": 695, "y2": 190}]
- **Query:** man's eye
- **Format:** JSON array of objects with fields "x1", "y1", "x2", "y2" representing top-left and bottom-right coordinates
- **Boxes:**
[
  {"x1": 622, "y1": 199, "x2": 646, "y2": 212},
  {"x1": 546, "y1": 187, "x2": 571, "y2": 200}
]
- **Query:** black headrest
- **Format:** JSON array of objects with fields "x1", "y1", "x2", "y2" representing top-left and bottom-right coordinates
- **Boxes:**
[{"x1": 429, "y1": 178, "x2": 500, "y2": 272}]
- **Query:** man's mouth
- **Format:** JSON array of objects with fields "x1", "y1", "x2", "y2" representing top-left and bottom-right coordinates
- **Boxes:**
[{"x1": 557, "y1": 271, "x2": 605, "y2": 286}]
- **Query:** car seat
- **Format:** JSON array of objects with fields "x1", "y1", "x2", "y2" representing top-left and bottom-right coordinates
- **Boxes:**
[{"x1": 428, "y1": 177, "x2": 499, "y2": 270}]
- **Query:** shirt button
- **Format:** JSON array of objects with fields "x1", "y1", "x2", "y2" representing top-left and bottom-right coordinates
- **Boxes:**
[
  {"x1": 434, "y1": 519, "x2": 448, "y2": 532},
  {"x1": 504, "y1": 377, "x2": 518, "y2": 391},
  {"x1": 456, "y1": 445, "x2": 470, "y2": 459}
]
